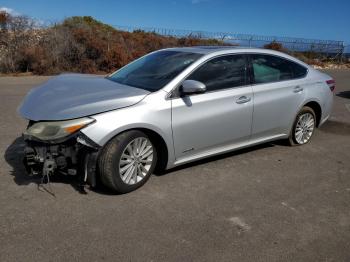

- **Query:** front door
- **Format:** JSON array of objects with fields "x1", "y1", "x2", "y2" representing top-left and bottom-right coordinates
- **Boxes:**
[{"x1": 171, "y1": 54, "x2": 253, "y2": 161}]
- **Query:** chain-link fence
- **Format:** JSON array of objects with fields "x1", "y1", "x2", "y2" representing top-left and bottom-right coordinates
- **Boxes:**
[{"x1": 115, "y1": 25, "x2": 345, "y2": 62}]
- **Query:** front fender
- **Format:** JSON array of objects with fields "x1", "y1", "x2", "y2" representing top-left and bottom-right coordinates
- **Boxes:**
[{"x1": 80, "y1": 91, "x2": 175, "y2": 168}]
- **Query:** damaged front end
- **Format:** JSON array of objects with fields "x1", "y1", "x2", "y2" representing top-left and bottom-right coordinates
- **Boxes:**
[{"x1": 23, "y1": 118, "x2": 100, "y2": 187}]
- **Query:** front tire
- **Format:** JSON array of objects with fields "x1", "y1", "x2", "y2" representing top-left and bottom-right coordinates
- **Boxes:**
[
  {"x1": 98, "y1": 130, "x2": 157, "y2": 193},
  {"x1": 289, "y1": 106, "x2": 316, "y2": 146}
]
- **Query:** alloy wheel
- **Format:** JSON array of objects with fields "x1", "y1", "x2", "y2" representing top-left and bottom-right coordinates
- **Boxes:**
[
  {"x1": 294, "y1": 112, "x2": 315, "y2": 144},
  {"x1": 119, "y1": 137, "x2": 154, "y2": 185}
]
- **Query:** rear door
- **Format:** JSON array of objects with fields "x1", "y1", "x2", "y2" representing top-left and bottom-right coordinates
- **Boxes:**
[
  {"x1": 249, "y1": 53, "x2": 308, "y2": 139},
  {"x1": 171, "y1": 54, "x2": 253, "y2": 161}
]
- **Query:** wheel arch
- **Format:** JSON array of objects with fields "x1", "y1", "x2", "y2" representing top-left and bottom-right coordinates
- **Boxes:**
[
  {"x1": 136, "y1": 127, "x2": 169, "y2": 173},
  {"x1": 100, "y1": 126, "x2": 170, "y2": 173},
  {"x1": 303, "y1": 100, "x2": 322, "y2": 127}
]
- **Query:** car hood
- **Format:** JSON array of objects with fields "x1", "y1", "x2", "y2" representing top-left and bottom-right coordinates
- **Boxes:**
[{"x1": 18, "y1": 74, "x2": 150, "y2": 121}]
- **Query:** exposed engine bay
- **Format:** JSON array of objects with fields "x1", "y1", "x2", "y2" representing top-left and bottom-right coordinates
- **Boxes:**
[{"x1": 23, "y1": 126, "x2": 100, "y2": 187}]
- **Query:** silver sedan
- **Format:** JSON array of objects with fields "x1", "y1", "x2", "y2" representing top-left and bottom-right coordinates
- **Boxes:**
[{"x1": 19, "y1": 46, "x2": 334, "y2": 193}]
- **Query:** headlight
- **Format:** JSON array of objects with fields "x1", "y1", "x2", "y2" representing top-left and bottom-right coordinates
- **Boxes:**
[{"x1": 24, "y1": 117, "x2": 95, "y2": 141}]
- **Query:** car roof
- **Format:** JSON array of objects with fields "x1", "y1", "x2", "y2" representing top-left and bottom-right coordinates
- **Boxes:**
[
  {"x1": 164, "y1": 46, "x2": 259, "y2": 54},
  {"x1": 163, "y1": 46, "x2": 310, "y2": 67}
]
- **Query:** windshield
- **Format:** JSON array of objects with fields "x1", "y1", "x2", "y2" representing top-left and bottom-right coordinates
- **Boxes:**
[{"x1": 107, "y1": 50, "x2": 202, "y2": 91}]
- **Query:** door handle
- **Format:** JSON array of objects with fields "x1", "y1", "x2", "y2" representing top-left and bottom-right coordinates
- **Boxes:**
[
  {"x1": 293, "y1": 86, "x2": 304, "y2": 93},
  {"x1": 236, "y1": 96, "x2": 251, "y2": 104}
]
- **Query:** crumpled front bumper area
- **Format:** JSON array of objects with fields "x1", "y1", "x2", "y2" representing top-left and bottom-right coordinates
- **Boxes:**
[{"x1": 23, "y1": 132, "x2": 100, "y2": 187}]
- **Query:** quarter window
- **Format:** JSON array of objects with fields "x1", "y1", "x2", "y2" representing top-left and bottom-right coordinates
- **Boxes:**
[
  {"x1": 251, "y1": 54, "x2": 307, "y2": 84},
  {"x1": 187, "y1": 55, "x2": 246, "y2": 91}
]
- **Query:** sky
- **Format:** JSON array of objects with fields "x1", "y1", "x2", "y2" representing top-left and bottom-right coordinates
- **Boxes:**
[{"x1": 1, "y1": 0, "x2": 349, "y2": 49}]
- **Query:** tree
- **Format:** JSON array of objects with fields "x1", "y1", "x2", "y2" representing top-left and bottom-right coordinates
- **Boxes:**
[{"x1": 0, "y1": 11, "x2": 37, "y2": 72}]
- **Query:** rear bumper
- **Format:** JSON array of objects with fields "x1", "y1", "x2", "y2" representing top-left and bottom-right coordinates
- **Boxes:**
[{"x1": 23, "y1": 132, "x2": 100, "y2": 187}]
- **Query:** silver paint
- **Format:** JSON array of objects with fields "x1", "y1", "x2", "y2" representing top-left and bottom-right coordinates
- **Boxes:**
[
  {"x1": 19, "y1": 47, "x2": 334, "y2": 170},
  {"x1": 18, "y1": 73, "x2": 149, "y2": 121}
]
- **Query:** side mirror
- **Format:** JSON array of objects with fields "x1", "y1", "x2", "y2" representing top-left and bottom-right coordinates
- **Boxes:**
[{"x1": 181, "y1": 80, "x2": 206, "y2": 95}]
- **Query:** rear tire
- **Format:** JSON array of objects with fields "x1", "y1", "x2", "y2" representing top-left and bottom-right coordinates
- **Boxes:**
[
  {"x1": 288, "y1": 106, "x2": 316, "y2": 146},
  {"x1": 98, "y1": 130, "x2": 157, "y2": 193}
]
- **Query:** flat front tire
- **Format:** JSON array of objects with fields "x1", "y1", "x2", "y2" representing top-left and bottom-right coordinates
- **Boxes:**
[{"x1": 98, "y1": 130, "x2": 157, "y2": 193}]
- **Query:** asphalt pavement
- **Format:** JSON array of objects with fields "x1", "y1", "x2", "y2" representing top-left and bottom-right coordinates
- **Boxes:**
[{"x1": 0, "y1": 70, "x2": 349, "y2": 262}]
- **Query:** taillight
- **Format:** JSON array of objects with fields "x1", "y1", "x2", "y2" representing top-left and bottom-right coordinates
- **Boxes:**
[{"x1": 326, "y1": 79, "x2": 335, "y2": 92}]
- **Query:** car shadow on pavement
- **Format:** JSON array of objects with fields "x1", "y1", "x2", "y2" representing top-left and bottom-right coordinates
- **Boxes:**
[
  {"x1": 336, "y1": 91, "x2": 350, "y2": 99},
  {"x1": 4, "y1": 136, "x2": 286, "y2": 195},
  {"x1": 4, "y1": 136, "x2": 88, "y2": 195}
]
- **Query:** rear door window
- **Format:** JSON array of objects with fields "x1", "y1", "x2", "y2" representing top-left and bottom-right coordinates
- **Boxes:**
[{"x1": 251, "y1": 54, "x2": 307, "y2": 84}]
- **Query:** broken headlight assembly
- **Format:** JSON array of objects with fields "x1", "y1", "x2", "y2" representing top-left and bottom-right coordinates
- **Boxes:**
[
  {"x1": 24, "y1": 117, "x2": 95, "y2": 142},
  {"x1": 23, "y1": 117, "x2": 99, "y2": 187}
]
